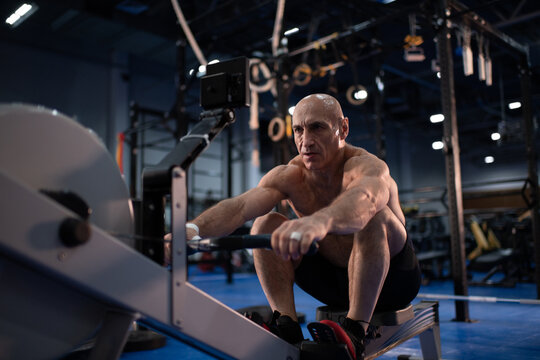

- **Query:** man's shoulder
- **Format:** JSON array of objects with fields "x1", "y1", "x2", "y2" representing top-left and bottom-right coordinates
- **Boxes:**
[
  {"x1": 343, "y1": 145, "x2": 388, "y2": 173},
  {"x1": 287, "y1": 155, "x2": 306, "y2": 169},
  {"x1": 260, "y1": 159, "x2": 303, "y2": 186},
  {"x1": 344, "y1": 144, "x2": 377, "y2": 163}
]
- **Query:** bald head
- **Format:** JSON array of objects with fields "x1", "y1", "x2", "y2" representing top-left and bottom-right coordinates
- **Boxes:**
[
  {"x1": 291, "y1": 93, "x2": 349, "y2": 169},
  {"x1": 293, "y1": 93, "x2": 344, "y2": 124}
]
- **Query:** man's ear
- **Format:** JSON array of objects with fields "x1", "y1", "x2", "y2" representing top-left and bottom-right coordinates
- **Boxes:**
[{"x1": 340, "y1": 117, "x2": 349, "y2": 139}]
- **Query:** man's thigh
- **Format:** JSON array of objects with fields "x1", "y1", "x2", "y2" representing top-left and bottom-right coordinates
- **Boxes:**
[
  {"x1": 294, "y1": 252, "x2": 350, "y2": 308},
  {"x1": 317, "y1": 233, "x2": 353, "y2": 268},
  {"x1": 295, "y1": 238, "x2": 421, "y2": 311}
]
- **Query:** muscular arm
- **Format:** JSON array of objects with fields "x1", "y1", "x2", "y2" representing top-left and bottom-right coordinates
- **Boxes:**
[
  {"x1": 186, "y1": 165, "x2": 292, "y2": 238},
  {"x1": 315, "y1": 154, "x2": 391, "y2": 234},
  {"x1": 272, "y1": 154, "x2": 392, "y2": 259}
]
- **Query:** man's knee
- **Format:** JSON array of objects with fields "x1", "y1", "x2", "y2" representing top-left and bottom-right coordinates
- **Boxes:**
[
  {"x1": 359, "y1": 207, "x2": 406, "y2": 256},
  {"x1": 365, "y1": 208, "x2": 402, "y2": 232},
  {"x1": 251, "y1": 211, "x2": 288, "y2": 235}
]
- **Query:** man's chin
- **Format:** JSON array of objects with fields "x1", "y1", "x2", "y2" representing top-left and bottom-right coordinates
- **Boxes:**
[{"x1": 303, "y1": 160, "x2": 320, "y2": 170}]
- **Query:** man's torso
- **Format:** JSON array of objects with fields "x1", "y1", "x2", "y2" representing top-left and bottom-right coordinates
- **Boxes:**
[{"x1": 276, "y1": 144, "x2": 405, "y2": 266}]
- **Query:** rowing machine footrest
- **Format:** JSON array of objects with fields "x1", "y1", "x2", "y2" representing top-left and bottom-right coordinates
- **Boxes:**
[{"x1": 316, "y1": 304, "x2": 414, "y2": 326}]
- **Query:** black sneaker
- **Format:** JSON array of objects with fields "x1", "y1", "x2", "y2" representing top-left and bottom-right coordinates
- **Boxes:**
[
  {"x1": 245, "y1": 310, "x2": 304, "y2": 345},
  {"x1": 273, "y1": 311, "x2": 304, "y2": 345},
  {"x1": 340, "y1": 317, "x2": 366, "y2": 359}
]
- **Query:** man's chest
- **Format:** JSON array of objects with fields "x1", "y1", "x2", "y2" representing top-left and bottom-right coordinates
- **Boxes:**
[{"x1": 287, "y1": 180, "x2": 344, "y2": 216}]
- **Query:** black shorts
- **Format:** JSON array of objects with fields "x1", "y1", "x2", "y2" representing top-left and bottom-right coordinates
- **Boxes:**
[{"x1": 294, "y1": 236, "x2": 421, "y2": 312}]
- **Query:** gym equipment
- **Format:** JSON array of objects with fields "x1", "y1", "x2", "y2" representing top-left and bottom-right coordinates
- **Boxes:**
[
  {"x1": 0, "y1": 104, "x2": 172, "y2": 358},
  {"x1": 467, "y1": 217, "x2": 516, "y2": 287},
  {"x1": 302, "y1": 301, "x2": 441, "y2": 360},
  {"x1": 0, "y1": 103, "x2": 442, "y2": 359},
  {"x1": 0, "y1": 58, "x2": 442, "y2": 359},
  {"x1": 187, "y1": 234, "x2": 318, "y2": 256},
  {"x1": 417, "y1": 293, "x2": 540, "y2": 305}
]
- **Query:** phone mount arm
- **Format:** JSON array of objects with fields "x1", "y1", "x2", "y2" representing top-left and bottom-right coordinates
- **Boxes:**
[
  {"x1": 142, "y1": 108, "x2": 236, "y2": 190},
  {"x1": 140, "y1": 108, "x2": 235, "y2": 263}
]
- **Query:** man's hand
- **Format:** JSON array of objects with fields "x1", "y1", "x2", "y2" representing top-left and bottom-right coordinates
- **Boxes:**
[
  {"x1": 185, "y1": 226, "x2": 200, "y2": 241},
  {"x1": 271, "y1": 215, "x2": 328, "y2": 260}
]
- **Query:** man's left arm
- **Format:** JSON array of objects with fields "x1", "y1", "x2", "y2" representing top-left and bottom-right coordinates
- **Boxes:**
[
  {"x1": 316, "y1": 155, "x2": 391, "y2": 234},
  {"x1": 273, "y1": 155, "x2": 391, "y2": 258}
]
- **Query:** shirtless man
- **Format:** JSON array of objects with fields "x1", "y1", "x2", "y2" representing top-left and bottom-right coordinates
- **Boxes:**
[{"x1": 185, "y1": 94, "x2": 421, "y2": 358}]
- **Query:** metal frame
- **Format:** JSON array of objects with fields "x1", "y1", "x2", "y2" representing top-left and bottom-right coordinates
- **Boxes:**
[
  {"x1": 0, "y1": 162, "x2": 299, "y2": 360},
  {"x1": 435, "y1": 0, "x2": 470, "y2": 322},
  {"x1": 168, "y1": 167, "x2": 299, "y2": 359},
  {"x1": 313, "y1": 301, "x2": 442, "y2": 360},
  {"x1": 433, "y1": 0, "x2": 540, "y2": 321},
  {"x1": 0, "y1": 104, "x2": 301, "y2": 359},
  {"x1": 517, "y1": 57, "x2": 540, "y2": 298}
]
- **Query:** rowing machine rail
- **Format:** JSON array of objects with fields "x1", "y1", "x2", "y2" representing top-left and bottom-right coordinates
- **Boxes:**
[{"x1": 302, "y1": 301, "x2": 442, "y2": 360}]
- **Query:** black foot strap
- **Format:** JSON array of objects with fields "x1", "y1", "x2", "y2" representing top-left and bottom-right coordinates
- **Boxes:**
[{"x1": 308, "y1": 321, "x2": 356, "y2": 359}]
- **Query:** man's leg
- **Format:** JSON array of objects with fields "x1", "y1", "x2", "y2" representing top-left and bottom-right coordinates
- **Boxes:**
[
  {"x1": 251, "y1": 212, "x2": 305, "y2": 344},
  {"x1": 251, "y1": 212, "x2": 299, "y2": 320},
  {"x1": 346, "y1": 207, "x2": 407, "y2": 332}
]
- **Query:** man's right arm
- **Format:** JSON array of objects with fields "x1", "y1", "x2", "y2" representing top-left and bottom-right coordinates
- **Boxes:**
[{"x1": 184, "y1": 165, "x2": 293, "y2": 239}]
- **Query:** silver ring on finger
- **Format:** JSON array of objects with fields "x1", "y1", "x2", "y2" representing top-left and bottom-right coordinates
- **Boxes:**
[{"x1": 290, "y1": 231, "x2": 302, "y2": 242}]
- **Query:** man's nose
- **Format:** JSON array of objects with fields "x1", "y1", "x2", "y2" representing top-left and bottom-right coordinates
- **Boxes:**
[{"x1": 302, "y1": 130, "x2": 314, "y2": 147}]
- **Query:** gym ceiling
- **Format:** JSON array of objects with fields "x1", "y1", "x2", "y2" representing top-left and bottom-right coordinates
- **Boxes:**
[{"x1": 1, "y1": 0, "x2": 539, "y2": 162}]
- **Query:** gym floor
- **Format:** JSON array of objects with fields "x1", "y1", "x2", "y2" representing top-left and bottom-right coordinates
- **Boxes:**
[{"x1": 121, "y1": 267, "x2": 540, "y2": 360}]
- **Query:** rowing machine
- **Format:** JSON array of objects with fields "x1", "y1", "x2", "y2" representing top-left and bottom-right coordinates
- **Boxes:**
[
  {"x1": 186, "y1": 235, "x2": 441, "y2": 360},
  {"x1": 0, "y1": 102, "x2": 298, "y2": 359}
]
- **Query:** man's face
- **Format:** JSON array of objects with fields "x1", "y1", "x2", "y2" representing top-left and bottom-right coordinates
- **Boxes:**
[{"x1": 292, "y1": 105, "x2": 342, "y2": 170}]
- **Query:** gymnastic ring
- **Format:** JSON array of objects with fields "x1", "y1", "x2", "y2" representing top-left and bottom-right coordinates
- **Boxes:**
[
  {"x1": 268, "y1": 117, "x2": 286, "y2": 142},
  {"x1": 250, "y1": 59, "x2": 275, "y2": 93},
  {"x1": 346, "y1": 84, "x2": 368, "y2": 106},
  {"x1": 293, "y1": 63, "x2": 312, "y2": 86}
]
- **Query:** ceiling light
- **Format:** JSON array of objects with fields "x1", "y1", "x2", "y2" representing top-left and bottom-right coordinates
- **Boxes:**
[
  {"x1": 430, "y1": 114, "x2": 444, "y2": 123},
  {"x1": 5, "y1": 3, "x2": 37, "y2": 28},
  {"x1": 284, "y1": 27, "x2": 299, "y2": 36},
  {"x1": 346, "y1": 85, "x2": 368, "y2": 105},
  {"x1": 376, "y1": 76, "x2": 384, "y2": 92},
  {"x1": 354, "y1": 89, "x2": 368, "y2": 100},
  {"x1": 491, "y1": 132, "x2": 501, "y2": 141},
  {"x1": 196, "y1": 59, "x2": 220, "y2": 77},
  {"x1": 288, "y1": 106, "x2": 295, "y2": 115},
  {"x1": 484, "y1": 156, "x2": 494, "y2": 164},
  {"x1": 508, "y1": 102, "x2": 521, "y2": 110},
  {"x1": 432, "y1": 141, "x2": 444, "y2": 150}
]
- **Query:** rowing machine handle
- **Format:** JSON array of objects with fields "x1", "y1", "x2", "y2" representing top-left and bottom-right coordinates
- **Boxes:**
[{"x1": 188, "y1": 234, "x2": 318, "y2": 256}]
